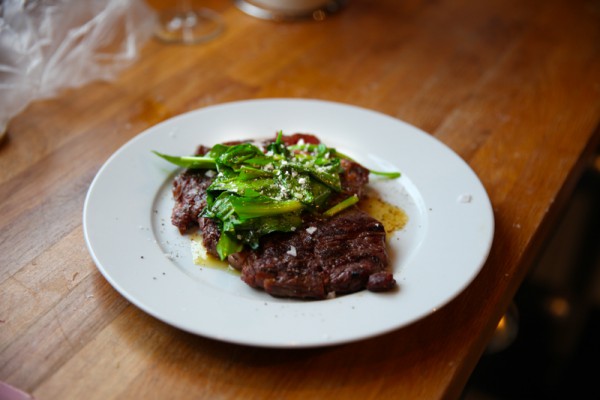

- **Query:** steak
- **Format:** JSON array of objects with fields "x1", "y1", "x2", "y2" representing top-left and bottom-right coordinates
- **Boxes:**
[
  {"x1": 228, "y1": 207, "x2": 395, "y2": 299},
  {"x1": 169, "y1": 134, "x2": 397, "y2": 299},
  {"x1": 171, "y1": 169, "x2": 213, "y2": 234},
  {"x1": 171, "y1": 144, "x2": 214, "y2": 234}
]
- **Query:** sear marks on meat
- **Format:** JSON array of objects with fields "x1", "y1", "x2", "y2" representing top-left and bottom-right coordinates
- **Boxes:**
[
  {"x1": 171, "y1": 170, "x2": 221, "y2": 258},
  {"x1": 313, "y1": 158, "x2": 370, "y2": 211},
  {"x1": 198, "y1": 216, "x2": 221, "y2": 258},
  {"x1": 227, "y1": 207, "x2": 396, "y2": 299},
  {"x1": 171, "y1": 170, "x2": 213, "y2": 234},
  {"x1": 171, "y1": 144, "x2": 214, "y2": 234}
]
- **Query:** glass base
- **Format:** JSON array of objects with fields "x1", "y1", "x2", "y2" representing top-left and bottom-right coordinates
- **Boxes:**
[{"x1": 155, "y1": 7, "x2": 223, "y2": 44}]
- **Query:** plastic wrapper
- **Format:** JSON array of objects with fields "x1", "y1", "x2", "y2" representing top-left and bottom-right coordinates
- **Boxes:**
[{"x1": 0, "y1": 0, "x2": 157, "y2": 136}]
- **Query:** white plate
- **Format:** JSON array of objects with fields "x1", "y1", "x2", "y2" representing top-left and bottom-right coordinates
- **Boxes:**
[{"x1": 83, "y1": 98, "x2": 494, "y2": 348}]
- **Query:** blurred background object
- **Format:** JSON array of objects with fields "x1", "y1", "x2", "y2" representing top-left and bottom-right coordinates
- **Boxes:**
[
  {"x1": 234, "y1": 0, "x2": 346, "y2": 21},
  {"x1": 154, "y1": 0, "x2": 223, "y2": 44},
  {"x1": 0, "y1": 0, "x2": 156, "y2": 139}
]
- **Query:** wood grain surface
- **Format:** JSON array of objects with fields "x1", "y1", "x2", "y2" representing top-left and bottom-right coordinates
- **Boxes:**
[{"x1": 1, "y1": 0, "x2": 599, "y2": 398}]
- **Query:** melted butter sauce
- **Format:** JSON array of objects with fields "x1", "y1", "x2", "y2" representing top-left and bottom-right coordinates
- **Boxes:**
[
  {"x1": 359, "y1": 195, "x2": 408, "y2": 235},
  {"x1": 190, "y1": 233, "x2": 240, "y2": 275}
]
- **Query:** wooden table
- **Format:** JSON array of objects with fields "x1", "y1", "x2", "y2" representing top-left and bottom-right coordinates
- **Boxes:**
[{"x1": 2, "y1": 0, "x2": 599, "y2": 398}]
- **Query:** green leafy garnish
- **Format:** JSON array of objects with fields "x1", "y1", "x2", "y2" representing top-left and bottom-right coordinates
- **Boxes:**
[
  {"x1": 154, "y1": 132, "x2": 400, "y2": 259},
  {"x1": 323, "y1": 195, "x2": 359, "y2": 217},
  {"x1": 369, "y1": 170, "x2": 402, "y2": 179},
  {"x1": 152, "y1": 151, "x2": 216, "y2": 169}
]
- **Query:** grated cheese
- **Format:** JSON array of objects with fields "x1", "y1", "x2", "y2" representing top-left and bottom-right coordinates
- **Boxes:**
[{"x1": 286, "y1": 246, "x2": 297, "y2": 257}]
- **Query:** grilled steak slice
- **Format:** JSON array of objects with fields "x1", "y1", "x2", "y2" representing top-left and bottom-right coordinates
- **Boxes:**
[
  {"x1": 227, "y1": 207, "x2": 396, "y2": 299},
  {"x1": 170, "y1": 169, "x2": 223, "y2": 258},
  {"x1": 337, "y1": 158, "x2": 369, "y2": 200},
  {"x1": 171, "y1": 145, "x2": 214, "y2": 234},
  {"x1": 171, "y1": 170, "x2": 213, "y2": 234}
]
